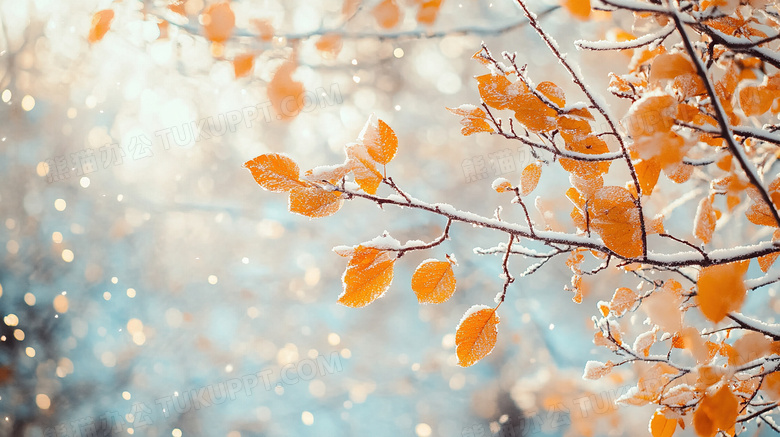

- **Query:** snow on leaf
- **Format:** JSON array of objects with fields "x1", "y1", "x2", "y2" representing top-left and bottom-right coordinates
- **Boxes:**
[
  {"x1": 758, "y1": 252, "x2": 780, "y2": 272},
  {"x1": 372, "y1": 0, "x2": 401, "y2": 29},
  {"x1": 634, "y1": 329, "x2": 657, "y2": 357},
  {"x1": 476, "y1": 74, "x2": 524, "y2": 110},
  {"x1": 244, "y1": 153, "x2": 305, "y2": 192},
  {"x1": 447, "y1": 105, "x2": 494, "y2": 136},
  {"x1": 610, "y1": 287, "x2": 638, "y2": 317},
  {"x1": 643, "y1": 285, "x2": 683, "y2": 333},
  {"x1": 520, "y1": 163, "x2": 542, "y2": 196},
  {"x1": 201, "y1": 2, "x2": 235, "y2": 43},
  {"x1": 650, "y1": 409, "x2": 678, "y2": 437},
  {"x1": 634, "y1": 158, "x2": 661, "y2": 195},
  {"x1": 304, "y1": 162, "x2": 351, "y2": 184},
  {"x1": 745, "y1": 176, "x2": 780, "y2": 227},
  {"x1": 693, "y1": 195, "x2": 717, "y2": 244},
  {"x1": 268, "y1": 59, "x2": 305, "y2": 120},
  {"x1": 570, "y1": 186, "x2": 643, "y2": 258},
  {"x1": 363, "y1": 118, "x2": 398, "y2": 165},
  {"x1": 411, "y1": 259, "x2": 457, "y2": 304},
  {"x1": 289, "y1": 185, "x2": 343, "y2": 218},
  {"x1": 492, "y1": 178, "x2": 512, "y2": 193},
  {"x1": 338, "y1": 246, "x2": 397, "y2": 308},
  {"x1": 455, "y1": 305, "x2": 499, "y2": 367},
  {"x1": 583, "y1": 360, "x2": 614, "y2": 380},
  {"x1": 692, "y1": 385, "x2": 738, "y2": 437},
  {"x1": 697, "y1": 261, "x2": 748, "y2": 323},
  {"x1": 649, "y1": 53, "x2": 706, "y2": 98},
  {"x1": 88, "y1": 10, "x2": 115, "y2": 44},
  {"x1": 346, "y1": 143, "x2": 383, "y2": 195}
]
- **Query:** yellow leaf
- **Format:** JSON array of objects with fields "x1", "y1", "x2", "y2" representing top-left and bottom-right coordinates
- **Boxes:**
[
  {"x1": 289, "y1": 186, "x2": 343, "y2": 218},
  {"x1": 456, "y1": 305, "x2": 500, "y2": 367},
  {"x1": 244, "y1": 154, "x2": 305, "y2": 192},
  {"x1": 697, "y1": 261, "x2": 748, "y2": 323},
  {"x1": 411, "y1": 260, "x2": 456, "y2": 304},
  {"x1": 338, "y1": 246, "x2": 396, "y2": 308},
  {"x1": 88, "y1": 10, "x2": 114, "y2": 44}
]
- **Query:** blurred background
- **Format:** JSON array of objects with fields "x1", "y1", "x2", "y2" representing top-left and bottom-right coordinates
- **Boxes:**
[{"x1": 0, "y1": 0, "x2": 712, "y2": 436}]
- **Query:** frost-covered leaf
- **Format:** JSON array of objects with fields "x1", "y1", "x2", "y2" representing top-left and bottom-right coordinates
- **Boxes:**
[
  {"x1": 363, "y1": 118, "x2": 398, "y2": 165},
  {"x1": 411, "y1": 259, "x2": 456, "y2": 304},
  {"x1": 338, "y1": 246, "x2": 396, "y2": 308},
  {"x1": 456, "y1": 305, "x2": 499, "y2": 367},
  {"x1": 244, "y1": 153, "x2": 305, "y2": 192},
  {"x1": 447, "y1": 105, "x2": 494, "y2": 136},
  {"x1": 583, "y1": 360, "x2": 614, "y2": 380},
  {"x1": 520, "y1": 162, "x2": 542, "y2": 196},
  {"x1": 693, "y1": 195, "x2": 717, "y2": 244},
  {"x1": 289, "y1": 186, "x2": 343, "y2": 218}
]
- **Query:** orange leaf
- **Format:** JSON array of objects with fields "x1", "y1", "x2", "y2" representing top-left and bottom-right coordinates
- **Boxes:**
[
  {"x1": 693, "y1": 195, "x2": 717, "y2": 244},
  {"x1": 758, "y1": 252, "x2": 780, "y2": 272},
  {"x1": 233, "y1": 53, "x2": 255, "y2": 78},
  {"x1": 88, "y1": 10, "x2": 115, "y2": 44},
  {"x1": 244, "y1": 154, "x2": 305, "y2": 192},
  {"x1": 584, "y1": 186, "x2": 643, "y2": 258},
  {"x1": 416, "y1": 0, "x2": 443, "y2": 25},
  {"x1": 201, "y1": 2, "x2": 235, "y2": 43},
  {"x1": 372, "y1": 0, "x2": 402, "y2": 29},
  {"x1": 455, "y1": 305, "x2": 500, "y2": 367},
  {"x1": 338, "y1": 246, "x2": 396, "y2": 307},
  {"x1": 289, "y1": 186, "x2": 343, "y2": 218},
  {"x1": 476, "y1": 74, "x2": 524, "y2": 110},
  {"x1": 346, "y1": 143, "x2": 383, "y2": 195},
  {"x1": 692, "y1": 385, "x2": 738, "y2": 437},
  {"x1": 740, "y1": 85, "x2": 774, "y2": 117},
  {"x1": 250, "y1": 19, "x2": 274, "y2": 41},
  {"x1": 343, "y1": 0, "x2": 362, "y2": 17},
  {"x1": 520, "y1": 162, "x2": 542, "y2": 196},
  {"x1": 304, "y1": 162, "x2": 351, "y2": 184},
  {"x1": 315, "y1": 33, "x2": 343, "y2": 57},
  {"x1": 363, "y1": 118, "x2": 398, "y2": 165},
  {"x1": 649, "y1": 53, "x2": 706, "y2": 98},
  {"x1": 634, "y1": 158, "x2": 661, "y2": 195},
  {"x1": 697, "y1": 261, "x2": 748, "y2": 323},
  {"x1": 610, "y1": 287, "x2": 638, "y2": 316},
  {"x1": 650, "y1": 410, "x2": 678, "y2": 437},
  {"x1": 511, "y1": 82, "x2": 563, "y2": 132},
  {"x1": 447, "y1": 105, "x2": 494, "y2": 136},
  {"x1": 562, "y1": 0, "x2": 591, "y2": 19},
  {"x1": 559, "y1": 135, "x2": 611, "y2": 179},
  {"x1": 411, "y1": 260, "x2": 457, "y2": 304},
  {"x1": 268, "y1": 59, "x2": 305, "y2": 120}
]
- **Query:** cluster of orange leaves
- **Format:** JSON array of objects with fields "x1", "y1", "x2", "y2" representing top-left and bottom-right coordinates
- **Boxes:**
[{"x1": 245, "y1": 116, "x2": 504, "y2": 367}]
